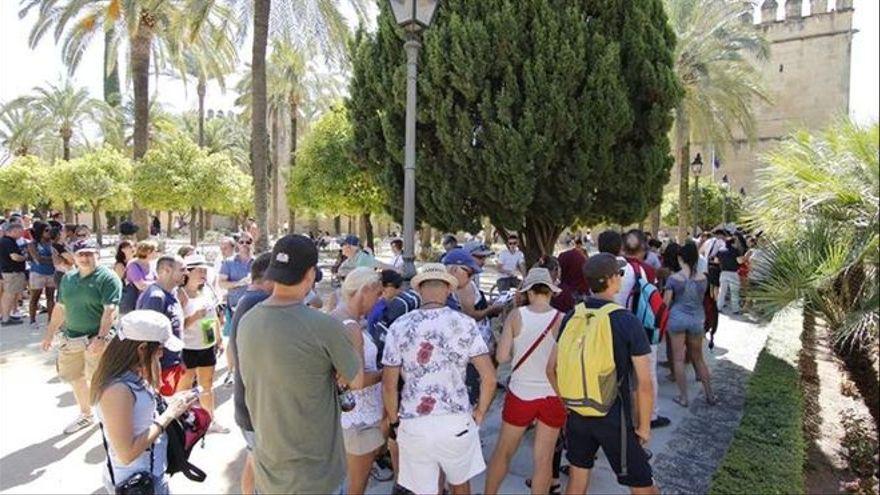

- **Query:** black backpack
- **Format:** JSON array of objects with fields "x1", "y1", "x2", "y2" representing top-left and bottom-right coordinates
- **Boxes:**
[{"x1": 156, "y1": 397, "x2": 209, "y2": 482}]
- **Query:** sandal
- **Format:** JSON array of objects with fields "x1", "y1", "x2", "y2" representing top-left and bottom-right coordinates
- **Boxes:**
[
  {"x1": 525, "y1": 479, "x2": 561, "y2": 494},
  {"x1": 672, "y1": 396, "x2": 689, "y2": 408},
  {"x1": 706, "y1": 394, "x2": 719, "y2": 406}
]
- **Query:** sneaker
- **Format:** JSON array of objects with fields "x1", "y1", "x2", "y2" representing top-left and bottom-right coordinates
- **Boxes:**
[
  {"x1": 208, "y1": 421, "x2": 230, "y2": 434},
  {"x1": 1, "y1": 319, "x2": 23, "y2": 327},
  {"x1": 64, "y1": 413, "x2": 94, "y2": 434},
  {"x1": 650, "y1": 416, "x2": 671, "y2": 429}
]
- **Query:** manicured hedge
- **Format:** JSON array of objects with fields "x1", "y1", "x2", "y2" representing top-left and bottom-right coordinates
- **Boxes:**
[{"x1": 709, "y1": 310, "x2": 806, "y2": 494}]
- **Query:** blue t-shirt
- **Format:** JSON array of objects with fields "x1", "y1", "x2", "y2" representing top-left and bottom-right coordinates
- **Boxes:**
[
  {"x1": 31, "y1": 242, "x2": 56, "y2": 275},
  {"x1": 559, "y1": 297, "x2": 651, "y2": 425},
  {"x1": 231, "y1": 288, "x2": 271, "y2": 431},
  {"x1": 137, "y1": 284, "x2": 184, "y2": 369},
  {"x1": 220, "y1": 256, "x2": 253, "y2": 308}
]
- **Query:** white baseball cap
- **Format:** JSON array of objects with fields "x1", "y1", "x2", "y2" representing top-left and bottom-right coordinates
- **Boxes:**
[{"x1": 117, "y1": 310, "x2": 184, "y2": 352}]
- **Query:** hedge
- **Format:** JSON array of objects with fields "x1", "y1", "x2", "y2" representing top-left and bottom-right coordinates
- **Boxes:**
[{"x1": 709, "y1": 307, "x2": 806, "y2": 494}]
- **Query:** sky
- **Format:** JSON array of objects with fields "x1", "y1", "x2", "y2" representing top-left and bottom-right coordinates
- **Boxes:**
[{"x1": 0, "y1": 0, "x2": 878, "y2": 126}]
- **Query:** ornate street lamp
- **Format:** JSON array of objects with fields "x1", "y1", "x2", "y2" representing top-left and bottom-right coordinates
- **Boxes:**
[
  {"x1": 691, "y1": 153, "x2": 703, "y2": 237},
  {"x1": 389, "y1": 0, "x2": 440, "y2": 280}
]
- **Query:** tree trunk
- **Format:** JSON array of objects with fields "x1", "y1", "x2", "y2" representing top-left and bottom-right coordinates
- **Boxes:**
[
  {"x1": 308, "y1": 212, "x2": 319, "y2": 234},
  {"x1": 649, "y1": 206, "x2": 661, "y2": 236},
  {"x1": 103, "y1": 28, "x2": 121, "y2": 107},
  {"x1": 250, "y1": 0, "x2": 271, "y2": 253},
  {"x1": 166, "y1": 211, "x2": 174, "y2": 236},
  {"x1": 62, "y1": 134, "x2": 71, "y2": 162},
  {"x1": 519, "y1": 217, "x2": 563, "y2": 269},
  {"x1": 287, "y1": 93, "x2": 298, "y2": 235},
  {"x1": 269, "y1": 108, "x2": 282, "y2": 236},
  {"x1": 675, "y1": 107, "x2": 691, "y2": 242},
  {"x1": 198, "y1": 207, "x2": 206, "y2": 241},
  {"x1": 189, "y1": 207, "x2": 198, "y2": 247},
  {"x1": 205, "y1": 213, "x2": 213, "y2": 232},
  {"x1": 92, "y1": 204, "x2": 103, "y2": 247},
  {"x1": 63, "y1": 201, "x2": 74, "y2": 222},
  {"x1": 419, "y1": 224, "x2": 433, "y2": 261},
  {"x1": 333, "y1": 216, "x2": 341, "y2": 235},
  {"x1": 361, "y1": 214, "x2": 375, "y2": 252},
  {"x1": 197, "y1": 77, "x2": 206, "y2": 148},
  {"x1": 347, "y1": 216, "x2": 353, "y2": 235},
  {"x1": 131, "y1": 16, "x2": 153, "y2": 241}
]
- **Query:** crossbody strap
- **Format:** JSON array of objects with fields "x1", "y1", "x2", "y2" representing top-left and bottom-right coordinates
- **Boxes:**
[
  {"x1": 99, "y1": 423, "x2": 154, "y2": 487},
  {"x1": 512, "y1": 311, "x2": 561, "y2": 373}
]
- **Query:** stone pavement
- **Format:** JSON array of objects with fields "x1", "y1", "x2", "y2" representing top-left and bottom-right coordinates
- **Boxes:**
[{"x1": 0, "y1": 247, "x2": 771, "y2": 494}]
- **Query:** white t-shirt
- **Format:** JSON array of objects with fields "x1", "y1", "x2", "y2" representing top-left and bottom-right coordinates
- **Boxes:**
[
  {"x1": 614, "y1": 256, "x2": 646, "y2": 309},
  {"x1": 498, "y1": 249, "x2": 524, "y2": 276},
  {"x1": 182, "y1": 290, "x2": 219, "y2": 350},
  {"x1": 391, "y1": 253, "x2": 404, "y2": 271}
]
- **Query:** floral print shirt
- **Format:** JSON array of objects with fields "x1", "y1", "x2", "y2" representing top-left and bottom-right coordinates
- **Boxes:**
[{"x1": 382, "y1": 307, "x2": 488, "y2": 419}]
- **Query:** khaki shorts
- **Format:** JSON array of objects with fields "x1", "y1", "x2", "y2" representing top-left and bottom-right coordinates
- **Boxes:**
[
  {"x1": 29, "y1": 272, "x2": 56, "y2": 290},
  {"x1": 56, "y1": 335, "x2": 102, "y2": 383},
  {"x1": 342, "y1": 424, "x2": 385, "y2": 456},
  {"x1": 0, "y1": 272, "x2": 26, "y2": 293}
]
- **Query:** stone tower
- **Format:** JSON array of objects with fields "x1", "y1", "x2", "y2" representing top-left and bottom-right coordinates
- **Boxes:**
[{"x1": 693, "y1": 0, "x2": 855, "y2": 194}]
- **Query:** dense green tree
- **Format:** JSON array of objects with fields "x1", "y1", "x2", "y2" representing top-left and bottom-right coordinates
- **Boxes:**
[
  {"x1": 0, "y1": 155, "x2": 49, "y2": 211},
  {"x1": 49, "y1": 148, "x2": 132, "y2": 245},
  {"x1": 288, "y1": 106, "x2": 382, "y2": 247},
  {"x1": 664, "y1": 0, "x2": 769, "y2": 237},
  {"x1": 349, "y1": 0, "x2": 680, "y2": 263},
  {"x1": 661, "y1": 181, "x2": 743, "y2": 230}
]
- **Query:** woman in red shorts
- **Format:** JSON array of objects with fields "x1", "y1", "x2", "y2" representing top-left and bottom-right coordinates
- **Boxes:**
[{"x1": 484, "y1": 267, "x2": 566, "y2": 495}]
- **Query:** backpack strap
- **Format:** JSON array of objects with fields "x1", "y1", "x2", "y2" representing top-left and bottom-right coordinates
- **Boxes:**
[{"x1": 512, "y1": 310, "x2": 560, "y2": 373}]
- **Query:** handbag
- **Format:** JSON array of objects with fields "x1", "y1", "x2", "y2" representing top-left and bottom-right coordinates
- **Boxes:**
[
  {"x1": 100, "y1": 423, "x2": 155, "y2": 495},
  {"x1": 512, "y1": 311, "x2": 561, "y2": 373}
]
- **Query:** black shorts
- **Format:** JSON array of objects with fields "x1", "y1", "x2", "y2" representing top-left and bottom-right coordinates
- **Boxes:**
[
  {"x1": 707, "y1": 264, "x2": 721, "y2": 287},
  {"x1": 182, "y1": 347, "x2": 217, "y2": 369},
  {"x1": 564, "y1": 410, "x2": 653, "y2": 487}
]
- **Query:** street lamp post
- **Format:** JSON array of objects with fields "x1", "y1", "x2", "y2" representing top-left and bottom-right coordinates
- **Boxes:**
[
  {"x1": 389, "y1": 0, "x2": 440, "y2": 280},
  {"x1": 691, "y1": 153, "x2": 704, "y2": 238},
  {"x1": 721, "y1": 174, "x2": 730, "y2": 224}
]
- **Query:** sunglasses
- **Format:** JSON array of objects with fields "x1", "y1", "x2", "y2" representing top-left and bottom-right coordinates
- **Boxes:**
[{"x1": 239, "y1": 239, "x2": 253, "y2": 245}]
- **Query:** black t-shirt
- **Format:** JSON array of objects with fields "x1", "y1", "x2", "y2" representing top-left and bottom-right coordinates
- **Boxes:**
[
  {"x1": 0, "y1": 236, "x2": 25, "y2": 273},
  {"x1": 717, "y1": 242, "x2": 741, "y2": 272},
  {"x1": 559, "y1": 297, "x2": 651, "y2": 424}
]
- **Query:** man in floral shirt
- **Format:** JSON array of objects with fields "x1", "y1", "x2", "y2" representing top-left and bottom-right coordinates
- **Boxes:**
[{"x1": 382, "y1": 263, "x2": 497, "y2": 495}]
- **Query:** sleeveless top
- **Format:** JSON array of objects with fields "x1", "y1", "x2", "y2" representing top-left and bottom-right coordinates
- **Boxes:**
[
  {"x1": 182, "y1": 288, "x2": 219, "y2": 350},
  {"x1": 666, "y1": 275, "x2": 708, "y2": 331},
  {"x1": 96, "y1": 371, "x2": 169, "y2": 494},
  {"x1": 31, "y1": 242, "x2": 55, "y2": 275},
  {"x1": 340, "y1": 323, "x2": 383, "y2": 429},
  {"x1": 509, "y1": 307, "x2": 560, "y2": 400}
]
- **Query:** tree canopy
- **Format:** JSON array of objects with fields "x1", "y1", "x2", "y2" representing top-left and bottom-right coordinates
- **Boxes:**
[
  {"x1": 0, "y1": 155, "x2": 48, "y2": 210},
  {"x1": 662, "y1": 181, "x2": 743, "y2": 230},
  {"x1": 288, "y1": 106, "x2": 381, "y2": 216},
  {"x1": 349, "y1": 0, "x2": 680, "y2": 261}
]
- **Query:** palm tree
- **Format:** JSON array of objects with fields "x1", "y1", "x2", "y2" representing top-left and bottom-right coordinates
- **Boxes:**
[
  {"x1": 0, "y1": 104, "x2": 53, "y2": 162},
  {"x1": 12, "y1": 81, "x2": 105, "y2": 162},
  {"x1": 748, "y1": 119, "x2": 878, "y2": 352},
  {"x1": 21, "y1": 0, "x2": 240, "y2": 238},
  {"x1": 231, "y1": 0, "x2": 369, "y2": 250},
  {"x1": 664, "y1": 0, "x2": 770, "y2": 237}
]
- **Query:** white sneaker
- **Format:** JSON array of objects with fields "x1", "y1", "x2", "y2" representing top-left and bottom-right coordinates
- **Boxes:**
[
  {"x1": 208, "y1": 421, "x2": 230, "y2": 434},
  {"x1": 63, "y1": 413, "x2": 94, "y2": 434}
]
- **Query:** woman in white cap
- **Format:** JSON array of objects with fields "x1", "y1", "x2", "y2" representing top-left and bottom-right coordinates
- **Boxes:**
[
  {"x1": 485, "y1": 267, "x2": 566, "y2": 495},
  {"x1": 177, "y1": 254, "x2": 227, "y2": 434},
  {"x1": 90, "y1": 310, "x2": 198, "y2": 495},
  {"x1": 329, "y1": 267, "x2": 384, "y2": 495}
]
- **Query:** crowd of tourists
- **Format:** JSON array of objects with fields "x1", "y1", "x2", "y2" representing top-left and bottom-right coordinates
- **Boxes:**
[{"x1": 0, "y1": 208, "x2": 760, "y2": 495}]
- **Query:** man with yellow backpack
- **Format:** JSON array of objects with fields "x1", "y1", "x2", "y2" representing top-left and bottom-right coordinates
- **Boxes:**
[{"x1": 546, "y1": 253, "x2": 659, "y2": 495}]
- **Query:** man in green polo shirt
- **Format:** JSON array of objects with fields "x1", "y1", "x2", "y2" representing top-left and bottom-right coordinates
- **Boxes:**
[{"x1": 41, "y1": 239, "x2": 122, "y2": 434}]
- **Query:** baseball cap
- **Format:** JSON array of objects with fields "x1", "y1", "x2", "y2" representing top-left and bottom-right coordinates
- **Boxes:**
[
  {"x1": 117, "y1": 310, "x2": 183, "y2": 352},
  {"x1": 441, "y1": 248, "x2": 482, "y2": 274},
  {"x1": 463, "y1": 240, "x2": 494, "y2": 257},
  {"x1": 265, "y1": 234, "x2": 319, "y2": 285},
  {"x1": 582, "y1": 253, "x2": 626, "y2": 283},
  {"x1": 72, "y1": 239, "x2": 100, "y2": 254},
  {"x1": 340, "y1": 235, "x2": 360, "y2": 246}
]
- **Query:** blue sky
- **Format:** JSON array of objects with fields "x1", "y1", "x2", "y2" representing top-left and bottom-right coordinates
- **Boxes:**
[{"x1": 1, "y1": 1, "x2": 877, "y2": 125}]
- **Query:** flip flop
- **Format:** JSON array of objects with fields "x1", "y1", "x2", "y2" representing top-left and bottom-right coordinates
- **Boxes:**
[
  {"x1": 706, "y1": 394, "x2": 719, "y2": 406},
  {"x1": 525, "y1": 479, "x2": 561, "y2": 494},
  {"x1": 672, "y1": 396, "x2": 689, "y2": 408}
]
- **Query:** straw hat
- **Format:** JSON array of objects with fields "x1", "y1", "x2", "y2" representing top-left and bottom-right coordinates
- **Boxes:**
[{"x1": 411, "y1": 263, "x2": 458, "y2": 289}]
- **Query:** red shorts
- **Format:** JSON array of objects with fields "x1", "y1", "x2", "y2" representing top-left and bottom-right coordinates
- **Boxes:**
[
  {"x1": 159, "y1": 364, "x2": 186, "y2": 396},
  {"x1": 502, "y1": 391, "x2": 567, "y2": 429}
]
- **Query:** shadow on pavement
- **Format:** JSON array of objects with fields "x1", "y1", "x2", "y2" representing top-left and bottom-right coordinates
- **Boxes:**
[
  {"x1": 55, "y1": 390, "x2": 76, "y2": 408},
  {"x1": 222, "y1": 446, "x2": 248, "y2": 493},
  {"x1": 84, "y1": 442, "x2": 105, "y2": 465},
  {"x1": 0, "y1": 427, "x2": 98, "y2": 492}
]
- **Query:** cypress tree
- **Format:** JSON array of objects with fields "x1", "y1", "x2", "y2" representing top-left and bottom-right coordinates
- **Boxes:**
[{"x1": 349, "y1": 0, "x2": 680, "y2": 263}]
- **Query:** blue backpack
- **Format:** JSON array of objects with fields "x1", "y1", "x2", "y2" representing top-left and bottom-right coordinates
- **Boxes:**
[{"x1": 626, "y1": 261, "x2": 669, "y2": 345}]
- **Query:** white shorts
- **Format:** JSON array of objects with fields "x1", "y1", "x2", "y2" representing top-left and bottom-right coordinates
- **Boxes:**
[{"x1": 397, "y1": 414, "x2": 485, "y2": 494}]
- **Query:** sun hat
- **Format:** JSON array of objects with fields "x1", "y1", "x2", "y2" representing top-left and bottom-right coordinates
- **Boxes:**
[
  {"x1": 411, "y1": 263, "x2": 459, "y2": 289},
  {"x1": 183, "y1": 254, "x2": 211, "y2": 269},
  {"x1": 519, "y1": 267, "x2": 561, "y2": 294},
  {"x1": 117, "y1": 310, "x2": 184, "y2": 352},
  {"x1": 265, "y1": 234, "x2": 319, "y2": 286},
  {"x1": 441, "y1": 248, "x2": 482, "y2": 274},
  {"x1": 582, "y1": 253, "x2": 627, "y2": 283},
  {"x1": 463, "y1": 240, "x2": 494, "y2": 257}
]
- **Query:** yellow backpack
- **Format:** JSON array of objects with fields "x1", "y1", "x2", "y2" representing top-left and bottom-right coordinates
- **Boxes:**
[{"x1": 556, "y1": 302, "x2": 621, "y2": 417}]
